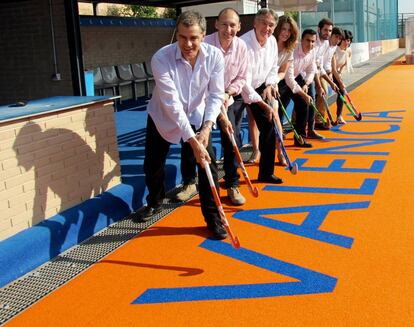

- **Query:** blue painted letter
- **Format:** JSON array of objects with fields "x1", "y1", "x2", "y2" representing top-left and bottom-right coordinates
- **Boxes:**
[
  {"x1": 233, "y1": 201, "x2": 370, "y2": 248},
  {"x1": 293, "y1": 158, "x2": 386, "y2": 173},
  {"x1": 133, "y1": 240, "x2": 337, "y2": 304}
]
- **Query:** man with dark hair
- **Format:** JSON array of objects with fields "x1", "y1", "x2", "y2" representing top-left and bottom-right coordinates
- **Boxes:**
[
  {"x1": 282, "y1": 29, "x2": 317, "y2": 147},
  {"x1": 306, "y1": 17, "x2": 337, "y2": 138},
  {"x1": 332, "y1": 29, "x2": 354, "y2": 124},
  {"x1": 134, "y1": 11, "x2": 228, "y2": 240},
  {"x1": 240, "y1": 8, "x2": 284, "y2": 184},
  {"x1": 175, "y1": 8, "x2": 249, "y2": 206},
  {"x1": 315, "y1": 26, "x2": 344, "y2": 128}
]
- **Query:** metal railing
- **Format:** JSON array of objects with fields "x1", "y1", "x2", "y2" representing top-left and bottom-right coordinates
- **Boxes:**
[{"x1": 398, "y1": 13, "x2": 414, "y2": 37}]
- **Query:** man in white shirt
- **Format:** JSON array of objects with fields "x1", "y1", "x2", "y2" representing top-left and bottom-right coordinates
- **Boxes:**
[
  {"x1": 315, "y1": 26, "x2": 344, "y2": 129},
  {"x1": 240, "y1": 8, "x2": 283, "y2": 184},
  {"x1": 134, "y1": 11, "x2": 228, "y2": 240},
  {"x1": 176, "y1": 8, "x2": 248, "y2": 206},
  {"x1": 307, "y1": 18, "x2": 336, "y2": 139},
  {"x1": 282, "y1": 29, "x2": 317, "y2": 147}
]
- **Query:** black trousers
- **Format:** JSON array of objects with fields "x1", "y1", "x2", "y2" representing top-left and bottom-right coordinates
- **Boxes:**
[
  {"x1": 278, "y1": 76, "x2": 312, "y2": 137},
  {"x1": 181, "y1": 96, "x2": 244, "y2": 189},
  {"x1": 248, "y1": 83, "x2": 276, "y2": 179},
  {"x1": 218, "y1": 95, "x2": 244, "y2": 188},
  {"x1": 144, "y1": 116, "x2": 220, "y2": 225},
  {"x1": 333, "y1": 74, "x2": 345, "y2": 117}
]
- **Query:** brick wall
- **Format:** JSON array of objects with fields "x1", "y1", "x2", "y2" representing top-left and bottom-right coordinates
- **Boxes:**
[
  {"x1": 0, "y1": 102, "x2": 121, "y2": 240},
  {"x1": 81, "y1": 22, "x2": 173, "y2": 98},
  {"x1": 0, "y1": 0, "x2": 74, "y2": 105},
  {"x1": 81, "y1": 25, "x2": 174, "y2": 69}
]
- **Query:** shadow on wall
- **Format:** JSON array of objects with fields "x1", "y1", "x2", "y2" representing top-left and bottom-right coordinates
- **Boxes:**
[
  {"x1": 12, "y1": 112, "x2": 129, "y2": 259},
  {"x1": 116, "y1": 125, "x2": 180, "y2": 210}
]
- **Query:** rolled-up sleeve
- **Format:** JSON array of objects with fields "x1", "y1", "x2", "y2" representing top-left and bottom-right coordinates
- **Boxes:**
[
  {"x1": 285, "y1": 61, "x2": 302, "y2": 94},
  {"x1": 305, "y1": 58, "x2": 316, "y2": 86}
]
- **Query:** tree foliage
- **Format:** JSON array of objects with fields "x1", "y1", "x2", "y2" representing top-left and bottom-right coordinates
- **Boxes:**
[
  {"x1": 284, "y1": 11, "x2": 299, "y2": 22},
  {"x1": 161, "y1": 7, "x2": 177, "y2": 19},
  {"x1": 106, "y1": 5, "x2": 158, "y2": 18},
  {"x1": 126, "y1": 5, "x2": 158, "y2": 17}
]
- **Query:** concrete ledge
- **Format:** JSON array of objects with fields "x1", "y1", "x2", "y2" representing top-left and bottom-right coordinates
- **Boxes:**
[{"x1": 0, "y1": 183, "x2": 134, "y2": 287}]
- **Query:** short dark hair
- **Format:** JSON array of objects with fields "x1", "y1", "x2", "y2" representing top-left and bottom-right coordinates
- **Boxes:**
[
  {"x1": 318, "y1": 18, "x2": 333, "y2": 29},
  {"x1": 332, "y1": 26, "x2": 344, "y2": 38},
  {"x1": 343, "y1": 29, "x2": 353, "y2": 42},
  {"x1": 302, "y1": 28, "x2": 317, "y2": 39},
  {"x1": 176, "y1": 10, "x2": 206, "y2": 33}
]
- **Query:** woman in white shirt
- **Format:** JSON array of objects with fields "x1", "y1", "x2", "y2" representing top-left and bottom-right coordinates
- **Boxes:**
[
  {"x1": 247, "y1": 15, "x2": 298, "y2": 165},
  {"x1": 332, "y1": 29, "x2": 353, "y2": 124}
]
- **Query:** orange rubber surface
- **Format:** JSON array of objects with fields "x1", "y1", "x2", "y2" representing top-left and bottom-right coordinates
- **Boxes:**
[{"x1": 7, "y1": 59, "x2": 414, "y2": 326}]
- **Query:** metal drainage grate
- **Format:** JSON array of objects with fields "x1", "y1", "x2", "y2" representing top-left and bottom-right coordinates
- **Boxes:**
[{"x1": 0, "y1": 145, "x2": 254, "y2": 324}]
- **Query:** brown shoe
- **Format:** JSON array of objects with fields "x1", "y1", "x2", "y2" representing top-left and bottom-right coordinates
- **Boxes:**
[
  {"x1": 307, "y1": 130, "x2": 325, "y2": 140},
  {"x1": 174, "y1": 183, "x2": 197, "y2": 202},
  {"x1": 227, "y1": 187, "x2": 246, "y2": 206}
]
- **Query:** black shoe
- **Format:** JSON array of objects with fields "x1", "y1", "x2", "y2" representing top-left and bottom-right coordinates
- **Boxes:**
[
  {"x1": 132, "y1": 205, "x2": 162, "y2": 223},
  {"x1": 208, "y1": 221, "x2": 228, "y2": 240},
  {"x1": 294, "y1": 138, "x2": 313, "y2": 148},
  {"x1": 307, "y1": 130, "x2": 325, "y2": 140},
  {"x1": 258, "y1": 174, "x2": 283, "y2": 184},
  {"x1": 314, "y1": 122, "x2": 330, "y2": 130}
]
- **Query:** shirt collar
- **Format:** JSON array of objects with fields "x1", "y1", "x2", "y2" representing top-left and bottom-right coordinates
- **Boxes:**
[
  {"x1": 213, "y1": 32, "x2": 235, "y2": 55},
  {"x1": 250, "y1": 29, "x2": 264, "y2": 50}
]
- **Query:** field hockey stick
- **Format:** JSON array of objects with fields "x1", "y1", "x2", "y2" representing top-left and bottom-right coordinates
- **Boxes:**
[
  {"x1": 271, "y1": 116, "x2": 298, "y2": 175},
  {"x1": 219, "y1": 104, "x2": 259, "y2": 197},
  {"x1": 201, "y1": 159, "x2": 241, "y2": 249},
  {"x1": 343, "y1": 89, "x2": 363, "y2": 121},
  {"x1": 321, "y1": 94, "x2": 337, "y2": 126},
  {"x1": 275, "y1": 96, "x2": 304, "y2": 145},
  {"x1": 336, "y1": 91, "x2": 360, "y2": 121},
  {"x1": 228, "y1": 132, "x2": 259, "y2": 197},
  {"x1": 309, "y1": 101, "x2": 327, "y2": 124}
]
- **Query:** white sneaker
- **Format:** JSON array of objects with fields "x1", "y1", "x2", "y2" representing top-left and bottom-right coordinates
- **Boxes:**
[
  {"x1": 174, "y1": 183, "x2": 197, "y2": 202},
  {"x1": 227, "y1": 187, "x2": 246, "y2": 206},
  {"x1": 337, "y1": 116, "x2": 347, "y2": 125}
]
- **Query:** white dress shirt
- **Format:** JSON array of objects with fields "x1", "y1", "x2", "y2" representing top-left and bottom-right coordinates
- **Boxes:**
[
  {"x1": 315, "y1": 34, "x2": 330, "y2": 76},
  {"x1": 240, "y1": 29, "x2": 279, "y2": 104},
  {"x1": 147, "y1": 42, "x2": 224, "y2": 144},
  {"x1": 278, "y1": 48, "x2": 294, "y2": 67},
  {"x1": 323, "y1": 44, "x2": 338, "y2": 74},
  {"x1": 204, "y1": 32, "x2": 248, "y2": 96},
  {"x1": 285, "y1": 44, "x2": 316, "y2": 94}
]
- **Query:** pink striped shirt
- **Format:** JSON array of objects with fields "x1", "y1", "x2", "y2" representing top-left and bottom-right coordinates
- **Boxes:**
[{"x1": 204, "y1": 32, "x2": 248, "y2": 96}]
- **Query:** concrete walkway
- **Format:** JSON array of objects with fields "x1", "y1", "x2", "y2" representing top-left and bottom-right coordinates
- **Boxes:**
[{"x1": 339, "y1": 48, "x2": 405, "y2": 93}]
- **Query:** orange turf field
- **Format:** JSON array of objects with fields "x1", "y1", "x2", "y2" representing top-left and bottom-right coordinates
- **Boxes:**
[{"x1": 7, "y1": 59, "x2": 414, "y2": 326}]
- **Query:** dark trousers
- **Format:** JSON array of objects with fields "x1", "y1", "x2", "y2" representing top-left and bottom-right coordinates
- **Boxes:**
[
  {"x1": 278, "y1": 76, "x2": 312, "y2": 137},
  {"x1": 248, "y1": 83, "x2": 276, "y2": 179},
  {"x1": 308, "y1": 81, "x2": 316, "y2": 131},
  {"x1": 333, "y1": 74, "x2": 344, "y2": 117},
  {"x1": 277, "y1": 79, "x2": 290, "y2": 123},
  {"x1": 144, "y1": 116, "x2": 220, "y2": 225},
  {"x1": 219, "y1": 95, "x2": 244, "y2": 188},
  {"x1": 181, "y1": 97, "x2": 244, "y2": 189}
]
